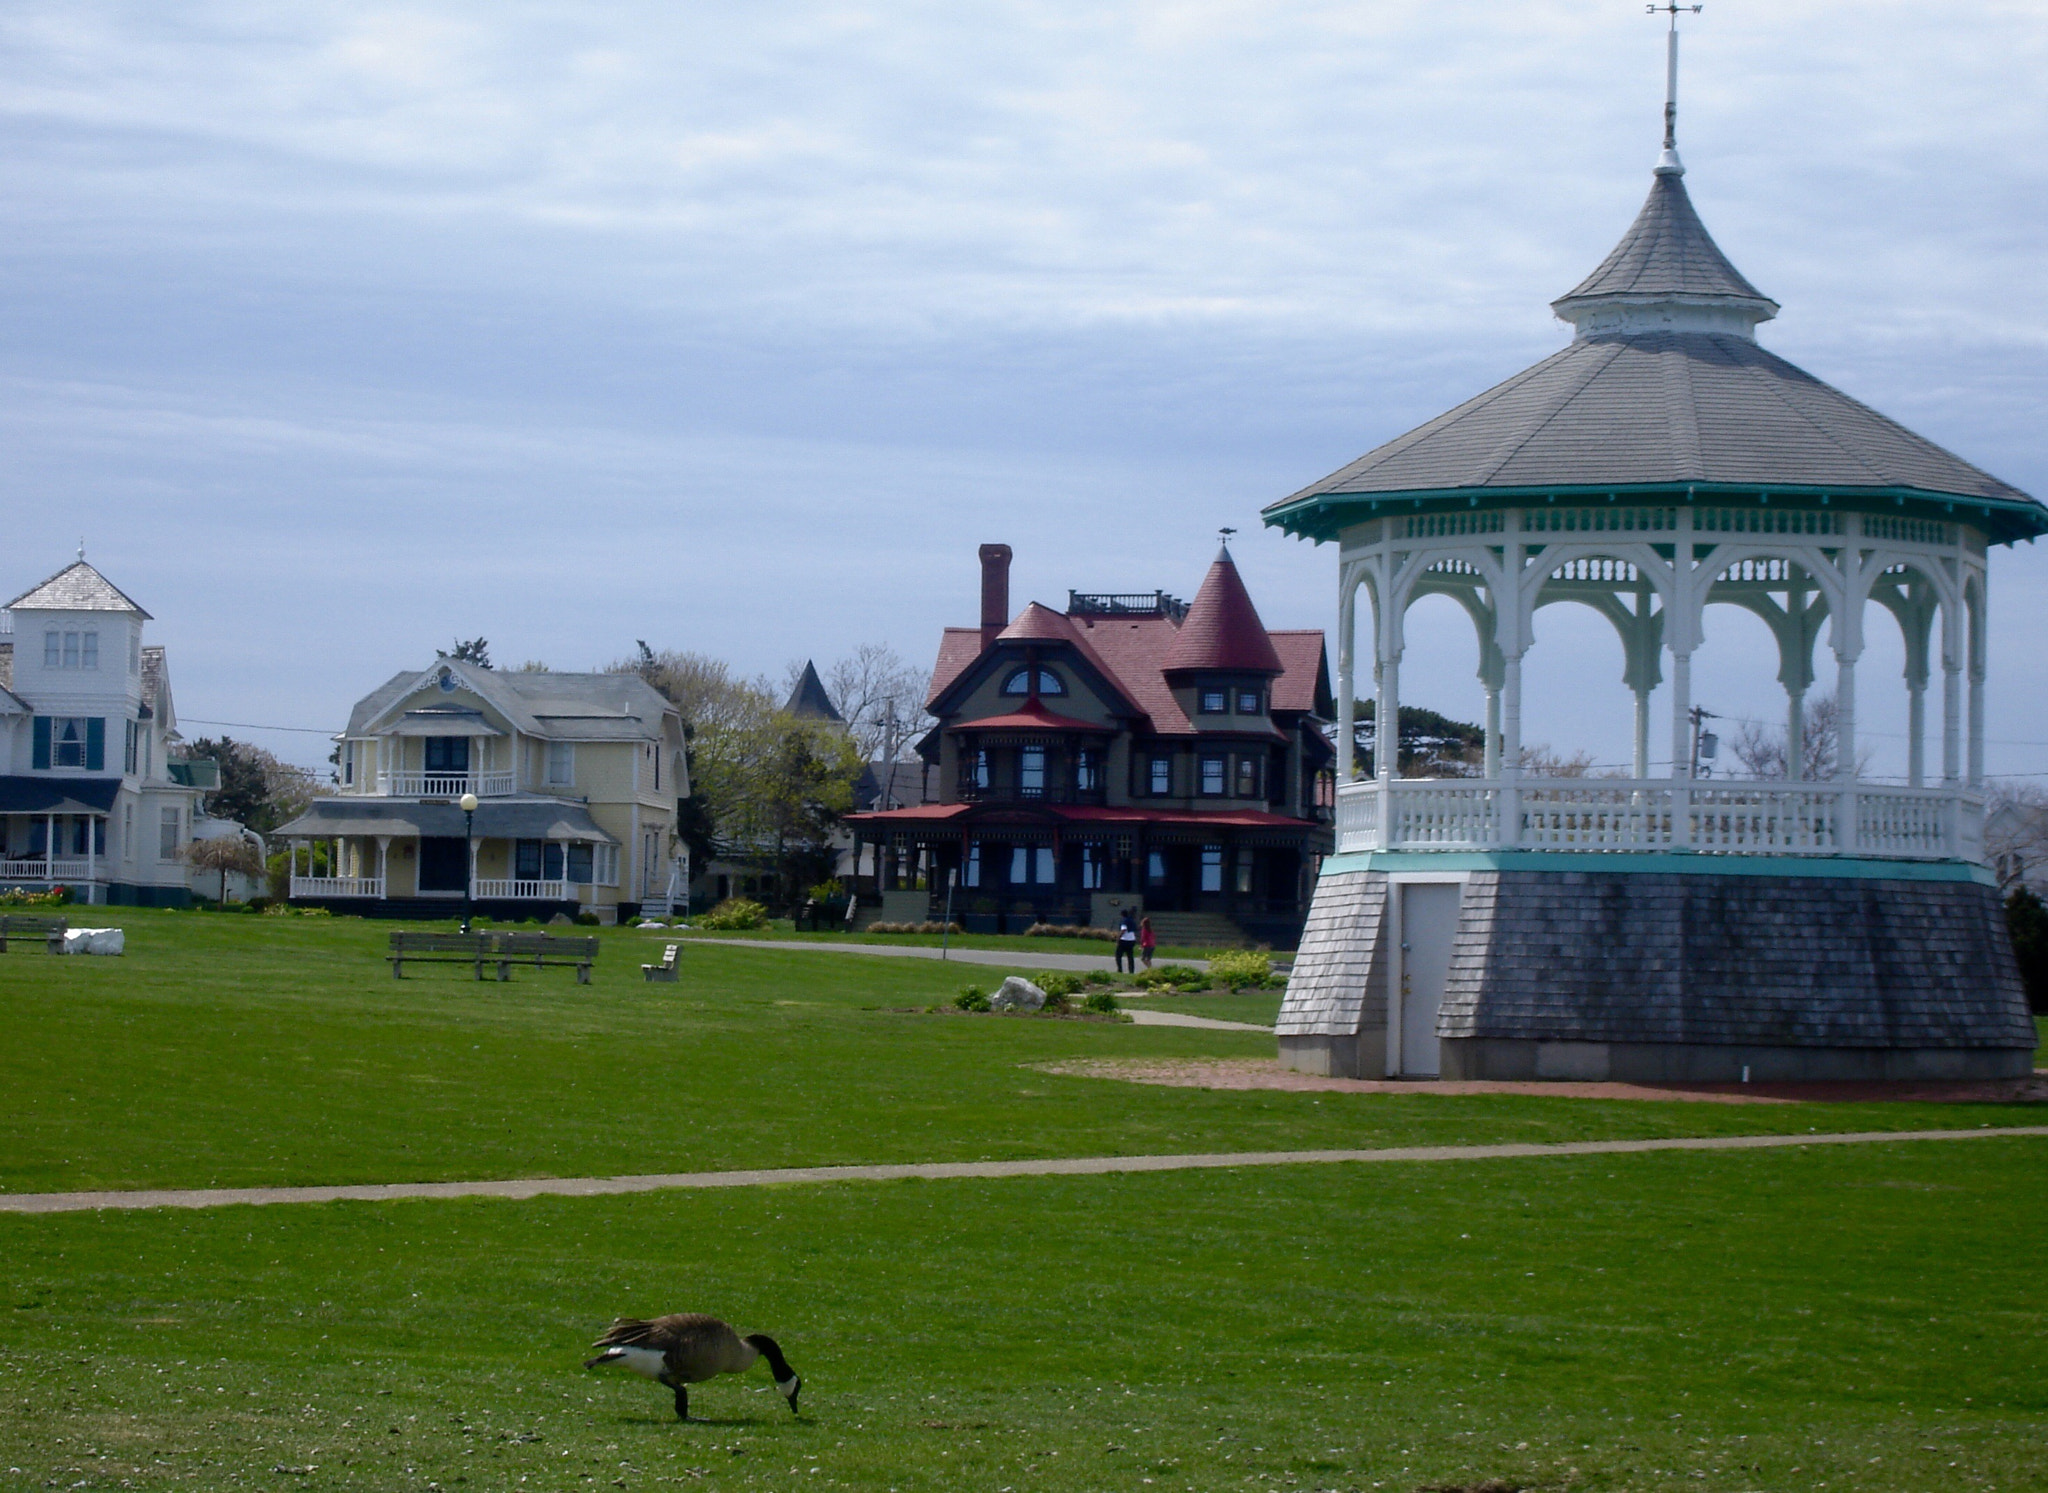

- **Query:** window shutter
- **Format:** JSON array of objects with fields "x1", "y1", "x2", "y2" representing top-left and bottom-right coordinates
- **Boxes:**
[
  {"x1": 86, "y1": 717, "x2": 106, "y2": 771},
  {"x1": 32, "y1": 717, "x2": 50, "y2": 769}
]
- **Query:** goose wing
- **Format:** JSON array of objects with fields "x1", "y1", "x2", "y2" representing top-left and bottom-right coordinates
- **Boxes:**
[{"x1": 592, "y1": 1314, "x2": 742, "y2": 1379}]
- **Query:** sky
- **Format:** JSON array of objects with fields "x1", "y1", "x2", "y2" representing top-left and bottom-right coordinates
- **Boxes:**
[{"x1": 2, "y1": 1, "x2": 2044, "y2": 781}]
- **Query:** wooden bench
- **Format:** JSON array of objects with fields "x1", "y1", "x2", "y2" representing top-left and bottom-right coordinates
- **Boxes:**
[
  {"x1": 388, "y1": 931, "x2": 500, "y2": 980},
  {"x1": 642, "y1": 943, "x2": 680, "y2": 982},
  {"x1": 0, "y1": 914, "x2": 69, "y2": 954},
  {"x1": 494, "y1": 932, "x2": 600, "y2": 984}
]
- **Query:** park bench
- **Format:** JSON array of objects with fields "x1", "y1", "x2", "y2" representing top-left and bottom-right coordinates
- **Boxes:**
[
  {"x1": 0, "y1": 914, "x2": 69, "y2": 954},
  {"x1": 642, "y1": 942, "x2": 680, "y2": 982},
  {"x1": 494, "y1": 932, "x2": 600, "y2": 984},
  {"x1": 388, "y1": 931, "x2": 500, "y2": 981}
]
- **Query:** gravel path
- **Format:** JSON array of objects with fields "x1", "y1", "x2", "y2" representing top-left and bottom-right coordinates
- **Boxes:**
[
  {"x1": 6, "y1": 1127, "x2": 2040, "y2": 1216},
  {"x1": 673, "y1": 936, "x2": 1199, "y2": 973}
]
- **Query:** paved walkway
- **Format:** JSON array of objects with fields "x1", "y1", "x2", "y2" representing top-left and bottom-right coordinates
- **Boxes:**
[
  {"x1": 6, "y1": 1126, "x2": 2040, "y2": 1216},
  {"x1": 1122, "y1": 1009, "x2": 1271, "y2": 1032},
  {"x1": 674, "y1": 936, "x2": 1206, "y2": 974}
]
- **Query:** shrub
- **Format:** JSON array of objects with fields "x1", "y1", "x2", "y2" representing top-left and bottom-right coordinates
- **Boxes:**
[
  {"x1": 1040, "y1": 989, "x2": 1072, "y2": 1015},
  {"x1": 1134, "y1": 963, "x2": 1210, "y2": 992},
  {"x1": 700, "y1": 897, "x2": 770, "y2": 931},
  {"x1": 954, "y1": 986, "x2": 991, "y2": 1012},
  {"x1": 865, "y1": 920, "x2": 963, "y2": 935},
  {"x1": 1207, "y1": 949, "x2": 1273, "y2": 991},
  {"x1": 0, "y1": 886, "x2": 68, "y2": 908},
  {"x1": 805, "y1": 879, "x2": 845, "y2": 903},
  {"x1": 1030, "y1": 970, "x2": 1084, "y2": 999},
  {"x1": 1023, "y1": 923, "x2": 1117, "y2": 941},
  {"x1": 574, "y1": 912, "x2": 601, "y2": 927},
  {"x1": 1083, "y1": 990, "x2": 1121, "y2": 1015},
  {"x1": 2007, "y1": 887, "x2": 2048, "y2": 1014}
]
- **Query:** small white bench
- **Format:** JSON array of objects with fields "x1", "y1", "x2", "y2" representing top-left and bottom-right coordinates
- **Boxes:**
[{"x1": 642, "y1": 943, "x2": 680, "y2": 982}]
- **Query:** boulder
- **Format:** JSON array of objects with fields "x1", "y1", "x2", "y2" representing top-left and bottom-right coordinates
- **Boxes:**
[
  {"x1": 988, "y1": 976, "x2": 1047, "y2": 1012},
  {"x1": 60, "y1": 927, "x2": 125, "y2": 955},
  {"x1": 548, "y1": 912, "x2": 575, "y2": 926}
]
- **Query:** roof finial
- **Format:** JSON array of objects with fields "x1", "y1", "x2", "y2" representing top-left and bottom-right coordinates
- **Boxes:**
[
  {"x1": 1648, "y1": 2, "x2": 1701, "y2": 175},
  {"x1": 77, "y1": 537, "x2": 85, "y2": 562},
  {"x1": 1218, "y1": 526, "x2": 1237, "y2": 548}
]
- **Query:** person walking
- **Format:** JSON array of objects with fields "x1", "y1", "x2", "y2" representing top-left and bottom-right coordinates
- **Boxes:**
[
  {"x1": 1115, "y1": 908, "x2": 1138, "y2": 974},
  {"x1": 1138, "y1": 915, "x2": 1156, "y2": 970}
]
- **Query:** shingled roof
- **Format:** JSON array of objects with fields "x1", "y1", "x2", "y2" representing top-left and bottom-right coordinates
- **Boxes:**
[
  {"x1": 1551, "y1": 167, "x2": 1777, "y2": 326},
  {"x1": 5, "y1": 561, "x2": 152, "y2": 617},
  {"x1": 1161, "y1": 547, "x2": 1284, "y2": 675}
]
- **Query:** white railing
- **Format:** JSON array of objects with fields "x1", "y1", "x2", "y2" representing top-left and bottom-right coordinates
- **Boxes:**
[
  {"x1": 471, "y1": 878, "x2": 569, "y2": 900},
  {"x1": 0, "y1": 857, "x2": 97, "y2": 884},
  {"x1": 290, "y1": 875, "x2": 386, "y2": 898},
  {"x1": 375, "y1": 770, "x2": 517, "y2": 798},
  {"x1": 1335, "y1": 778, "x2": 1983, "y2": 862}
]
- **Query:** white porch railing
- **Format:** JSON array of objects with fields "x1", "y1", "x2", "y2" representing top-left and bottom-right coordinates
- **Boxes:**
[
  {"x1": 374, "y1": 770, "x2": 517, "y2": 798},
  {"x1": 0, "y1": 857, "x2": 97, "y2": 884},
  {"x1": 471, "y1": 878, "x2": 569, "y2": 900},
  {"x1": 290, "y1": 875, "x2": 386, "y2": 898},
  {"x1": 1335, "y1": 778, "x2": 1983, "y2": 861}
]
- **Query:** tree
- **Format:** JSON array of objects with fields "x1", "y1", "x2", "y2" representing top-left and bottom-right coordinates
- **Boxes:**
[
  {"x1": 1348, "y1": 701, "x2": 1486, "y2": 777},
  {"x1": 2005, "y1": 886, "x2": 2048, "y2": 1015},
  {"x1": 1727, "y1": 693, "x2": 1867, "y2": 780},
  {"x1": 693, "y1": 709, "x2": 866, "y2": 906},
  {"x1": 1984, "y1": 782, "x2": 2048, "y2": 891},
  {"x1": 822, "y1": 643, "x2": 932, "y2": 762},
  {"x1": 181, "y1": 835, "x2": 265, "y2": 904},
  {"x1": 184, "y1": 738, "x2": 327, "y2": 834},
  {"x1": 439, "y1": 637, "x2": 492, "y2": 668}
]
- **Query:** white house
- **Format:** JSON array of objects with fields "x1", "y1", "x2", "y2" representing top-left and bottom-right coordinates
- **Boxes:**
[
  {"x1": 0, "y1": 559, "x2": 212, "y2": 906},
  {"x1": 271, "y1": 659, "x2": 689, "y2": 922}
]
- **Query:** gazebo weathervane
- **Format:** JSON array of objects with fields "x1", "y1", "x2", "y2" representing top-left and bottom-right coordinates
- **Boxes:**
[{"x1": 1649, "y1": 3, "x2": 1704, "y2": 160}]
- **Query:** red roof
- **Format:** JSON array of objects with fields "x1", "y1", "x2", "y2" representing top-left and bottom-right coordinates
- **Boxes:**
[
  {"x1": 950, "y1": 697, "x2": 1114, "y2": 733},
  {"x1": 996, "y1": 602, "x2": 1071, "y2": 642},
  {"x1": 1162, "y1": 548, "x2": 1284, "y2": 674},
  {"x1": 1267, "y1": 631, "x2": 1329, "y2": 714}
]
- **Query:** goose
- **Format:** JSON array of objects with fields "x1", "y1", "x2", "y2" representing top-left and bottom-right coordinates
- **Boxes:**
[{"x1": 584, "y1": 1313, "x2": 801, "y2": 1421}]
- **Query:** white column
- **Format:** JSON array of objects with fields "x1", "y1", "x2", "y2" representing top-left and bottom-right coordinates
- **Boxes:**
[
  {"x1": 1834, "y1": 651, "x2": 1858, "y2": 781},
  {"x1": 1501, "y1": 655, "x2": 1523, "y2": 776},
  {"x1": 45, "y1": 813, "x2": 55, "y2": 877},
  {"x1": 1335, "y1": 573, "x2": 1356, "y2": 785},
  {"x1": 1483, "y1": 688, "x2": 1502, "y2": 779},
  {"x1": 1942, "y1": 660, "x2": 1962, "y2": 786},
  {"x1": 377, "y1": 836, "x2": 391, "y2": 896},
  {"x1": 86, "y1": 816, "x2": 96, "y2": 895},
  {"x1": 1669, "y1": 652, "x2": 1693, "y2": 779},
  {"x1": 1906, "y1": 681, "x2": 1926, "y2": 789},
  {"x1": 1967, "y1": 588, "x2": 1986, "y2": 788},
  {"x1": 1376, "y1": 650, "x2": 1400, "y2": 785},
  {"x1": 1632, "y1": 688, "x2": 1651, "y2": 781},
  {"x1": 1787, "y1": 690, "x2": 1806, "y2": 783}
]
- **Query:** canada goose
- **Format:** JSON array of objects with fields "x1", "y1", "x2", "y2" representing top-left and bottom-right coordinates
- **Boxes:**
[{"x1": 584, "y1": 1313, "x2": 801, "y2": 1421}]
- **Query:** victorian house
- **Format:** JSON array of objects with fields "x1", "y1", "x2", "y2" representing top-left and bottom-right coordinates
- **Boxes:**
[
  {"x1": 0, "y1": 558, "x2": 213, "y2": 906},
  {"x1": 848, "y1": 543, "x2": 1334, "y2": 947},
  {"x1": 272, "y1": 659, "x2": 687, "y2": 922}
]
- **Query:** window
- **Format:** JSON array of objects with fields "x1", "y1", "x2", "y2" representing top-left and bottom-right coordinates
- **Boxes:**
[
  {"x1": 159, "y1": 807, "x2": 181, "y2": 861},
  {"x1": 54, "y1": 718, "x2": 85, "y2": 768},
  {"x1": 43, "y1": 632, "x2": 58, "y2": 668},
  {"x1": 340, "y1": 741, "x2": 354, "y2": 786},
  {"x1": 1236, "y1": 755, "x2": 1261, "y2": 798},
  {"x1": 424, "y1": 736, "x2": 469, "y2": 773},
  {"x1": 595, "y1": 843, "x2": 620, "y2": 886},
  {"x1": 1080, "y1": 843, "x2": 1104, "y2": 889},
  {"x1": 63, "y1": 632, "x2": 79, "y2": 668},
  {"x1": 34, "y1": 717, "x2": 102, "y2": 770},
  {"x1": 1035, "y1": 847, "x2": 1055, "y2": 884},
  {"x1": 971, "y1": 748, "x2": 991, "y2": 791},
  {"x1": 1200, "y1": 845, "x2": 1223, "y2": 893},
  {"x1": 1199, "y1": 755, "x2": 1226, "y2": 796},
  {"x1": 567, "y1": 844, "x2": 594, "y2": 884},
  {"x1": 964, "y1": 842, "x2": 982, "y2": 887},
  {"x1": 1001, "y1": 667, "x2": 1065, "y2": 696},
  {"x1": 1147, "y1": 850, "x2": 1167, "y2": 883},
  {"x1": 123, "y1": 804, "x2": 134, "y2": 860},
  {"x1": 1019, "y1": 745, "x2": 1046, "y2": 796},
  {"x1": 81, "y1": 632, "x2": 98, "y2": 670},
  {"x1": 1237, "y1": 688, "x2": 1261, "y2": 714},
  {"x1": 545, "y1": 740, "x2": 574, "y2": 786},
  {"x1": 1236, "y1": 853, "x2": 1254, "y2": 895},
  {"x1": 1148, "y1": 755, "x2": 1171, "y2": 795},
  {"x1": 1199, "y1": 687, "x2": 1227, "y2": 714},
  {"x1": 1075, "y1": 748, "x2": 1100, "y2": 792},
  {"x1": 124, "y1": 720, "x2": 140, "y2": 775},
  {"x1": 130, "y1": 632, "x2": 141, "y2": 674}
]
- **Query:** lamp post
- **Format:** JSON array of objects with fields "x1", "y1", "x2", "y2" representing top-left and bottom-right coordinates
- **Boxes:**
[{"x1": 459, "y1": 791, "x2": 479, "y2": 932}]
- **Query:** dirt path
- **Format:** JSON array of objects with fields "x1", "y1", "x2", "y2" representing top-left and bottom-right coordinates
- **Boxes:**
[{"x1": 5, "y1": 1127, "x2": 2042, "y2": 1216}]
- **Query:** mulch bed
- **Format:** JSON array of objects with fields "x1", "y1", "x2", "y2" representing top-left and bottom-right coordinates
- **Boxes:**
[{"x1": 1035, "y1": 1057, "x2": 2048, "y2": 1105}]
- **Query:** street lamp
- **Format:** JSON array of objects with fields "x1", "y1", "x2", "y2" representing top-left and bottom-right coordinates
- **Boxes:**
[{"x1": 459, "y1": 791, "x2": 480, "y2": 932}]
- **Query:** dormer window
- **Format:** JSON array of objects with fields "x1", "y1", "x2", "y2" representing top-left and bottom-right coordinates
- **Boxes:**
[
  {"x1": 1001, "y1": 667, "x2": 1065, "y2": 696},
  {"x1": 42, "y1": 631, "x2": 98, "y2": 670},
  {"x1": 1237, "y1": 688, "x2": 1261, "y2": 714},
  {"x1": 1198, "y1": 687, "x2": 1228, "y2": 714},
  {"x1": 424, "y1": 736, "x2": 469, "y2": 774}
]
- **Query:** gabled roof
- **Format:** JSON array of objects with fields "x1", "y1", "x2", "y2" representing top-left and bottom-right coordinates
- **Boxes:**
[
  {"x1": 785, "y1": 660, "x2": 843, "y2": 722},
  {"x1": 5, "y1": 561, "x2": 151, "y2": 617},
  {"x1": 951, "y1": 697, "x2": 1115, "y2": 734},
  {"x1": 346, "y1": 661, "x2": 676, "y2": 741},
  {"x1": 1552, "y1": 167, "x2": 1777, "y2": 326},
  {"x1": 1161, "y1": 548, "x2": 1284, "y2": 675}
]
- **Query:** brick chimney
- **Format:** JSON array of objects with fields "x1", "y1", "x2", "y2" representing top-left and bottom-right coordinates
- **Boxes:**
[{"x1": 979, "y1": 543, "x2": 1012, "y2": 650}]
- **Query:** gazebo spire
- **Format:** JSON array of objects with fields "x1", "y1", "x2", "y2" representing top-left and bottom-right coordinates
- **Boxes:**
[{"x1": 1652, "y1": 2, "x2": 1703, "y2": 175}]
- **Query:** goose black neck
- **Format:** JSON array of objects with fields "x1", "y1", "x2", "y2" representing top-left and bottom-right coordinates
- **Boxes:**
[{"x1": 744, "y1": 1334, "x2": 793, "y2": 1380}]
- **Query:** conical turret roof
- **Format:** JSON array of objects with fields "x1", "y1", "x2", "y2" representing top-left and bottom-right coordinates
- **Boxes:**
[
  {"x1": 1162, "y1": 548, "x2": 1283, "y2": 675},
  {"x1": 1552, "y1": 166, "x2": 1778, "y2": 334},
  {"x1": 784, "y1": 660, "x2": 843, "y2": 722}
]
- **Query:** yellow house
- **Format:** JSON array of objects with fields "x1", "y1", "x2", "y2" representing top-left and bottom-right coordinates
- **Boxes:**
[{"x1": 273, "y1": 659, "x2": 687, "y2": 922}]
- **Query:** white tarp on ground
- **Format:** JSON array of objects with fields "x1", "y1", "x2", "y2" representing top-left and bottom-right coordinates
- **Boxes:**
[{"x1": 60, "y1": 927, "x2": 124, "y2": 955}]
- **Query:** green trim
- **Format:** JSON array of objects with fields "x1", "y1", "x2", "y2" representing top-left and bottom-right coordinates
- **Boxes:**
[
  {"x1": 1261, "y1": 481, "x2": 2047, "y2": 548},
  {"x1": 1319, "y1": 849, "x2": 1994, "y2": 885}
]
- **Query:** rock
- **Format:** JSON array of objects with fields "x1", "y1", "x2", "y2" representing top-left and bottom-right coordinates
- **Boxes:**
[
  {"x1": 988, "y1": 976, "x2": 1047, "y2": 1012},
  {"x1": 548, "y1": 912, "x2": 575, "y2": 926},
  {"x1": 60, "y1": 927, "x2": 125, "y2": 955}
]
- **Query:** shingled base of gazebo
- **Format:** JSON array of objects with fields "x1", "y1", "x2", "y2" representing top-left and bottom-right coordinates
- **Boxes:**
[{"x1": 1277, "y1": 863, "x2": 2037, "y2": 1084}]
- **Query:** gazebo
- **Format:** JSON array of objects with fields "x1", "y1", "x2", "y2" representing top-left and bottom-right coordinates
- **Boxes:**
[{"x1": 1264, "y1": 62, "x2": 2043, "y2": 1082}]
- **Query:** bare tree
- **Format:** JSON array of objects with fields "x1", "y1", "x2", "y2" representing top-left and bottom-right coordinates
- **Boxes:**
[
  {"x1": 824, "y1": 643, "x2": 931, "y2": 761},
  {"x1": 1726, "y1": 693, "x2": 1866, "y2": 780},
  {"x1": 181, "y1": 835, "x2": 266, "y2": 904},
  {"x1": 1985, "y1": 782, "x2": 2048, "y2": 891},
  {"x1": 1516, "y1": 744, "x2": 1598, "y2": 778}
]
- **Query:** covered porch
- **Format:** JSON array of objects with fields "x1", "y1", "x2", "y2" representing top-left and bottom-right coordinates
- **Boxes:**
[{"x1": 0, "y1": 777, "x2": 119, "y2": 902}]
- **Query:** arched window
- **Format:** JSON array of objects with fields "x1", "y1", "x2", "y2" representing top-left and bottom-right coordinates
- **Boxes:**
[{"x1": 1001, "y1": 667, "x2": 1065, "y2": 696}]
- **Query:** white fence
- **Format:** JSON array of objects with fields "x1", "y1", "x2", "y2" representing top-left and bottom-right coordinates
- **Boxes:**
[
  {"x1": 472, "y1": 878, "x2": 568, "y2": 901},
  {"x1": 374, "y1": 771, "x2": 517, "y2": 798},
  {"x1": 1335, "y1": 778, "x2": 1982, "y2": 861},
  {"x1": 289, "y1": 875, "x2": 385, "y2": 898},
  {"x1": 0, "y1": 856, "x2": 95, "y2": 884}
]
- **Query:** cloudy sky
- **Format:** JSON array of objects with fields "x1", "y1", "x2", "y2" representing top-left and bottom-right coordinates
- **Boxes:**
[{"x1": 3, "y1": 1, "x2": 2044, "y2": 780}]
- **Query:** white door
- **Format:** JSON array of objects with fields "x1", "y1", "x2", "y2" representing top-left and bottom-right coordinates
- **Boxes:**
[{"x1": 1397, "y1": 882, "x2": 1463, "y2": 1077}]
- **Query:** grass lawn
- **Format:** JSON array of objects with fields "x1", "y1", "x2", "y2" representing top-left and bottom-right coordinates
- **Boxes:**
[
  {"x1": 666, "y1": 922, "x2": 1223, "y2": 961},
  {"x1": 3, "y1": 911, "x2": 2039, "y2": 1197},
  {"x1": 2, "y1": 1139, "x2": 2043, "y2": 1492}
]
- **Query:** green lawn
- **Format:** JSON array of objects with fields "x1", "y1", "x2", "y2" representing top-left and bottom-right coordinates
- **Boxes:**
[
  {"x1": 668, "y1": 921, "x2": 1221, "y2": 960},
  {"x1": 2, "y1": 1139, "x2": 2042, "y2": 1492},
  {"x1": 2, "y1": 911, "x2": 2038, "y2": 1196}
]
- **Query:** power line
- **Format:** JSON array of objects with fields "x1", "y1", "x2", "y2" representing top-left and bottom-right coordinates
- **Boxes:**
[{"x1": 182, "y1": 717, "x2": 334, "y2": 735}]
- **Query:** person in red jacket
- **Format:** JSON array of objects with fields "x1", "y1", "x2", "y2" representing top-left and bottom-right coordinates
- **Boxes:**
[{"x1": 1138, "y1": 915, "x2": 1156, "y2": 969}]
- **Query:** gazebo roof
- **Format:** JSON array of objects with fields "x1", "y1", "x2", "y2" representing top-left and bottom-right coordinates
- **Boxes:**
[{"x1": 1265, "y1": 156, "x2": 2046, "y2": 546}]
